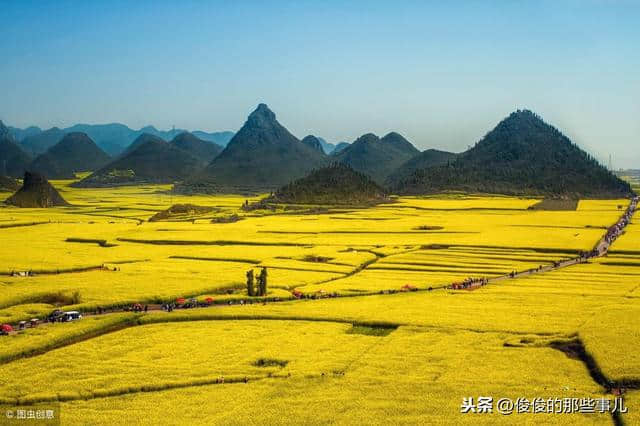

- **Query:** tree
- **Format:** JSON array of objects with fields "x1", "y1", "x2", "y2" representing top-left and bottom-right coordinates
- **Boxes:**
[
  {"x1": 246, "y1": 269, "x2": 255, "y2": 296},
  {"x1": 258, "y1": 267, "x2": 268, "y2": 296}
]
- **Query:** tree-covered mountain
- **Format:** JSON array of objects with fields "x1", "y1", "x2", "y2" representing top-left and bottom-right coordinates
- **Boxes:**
[
  {"x1": 29, "y1": 133, "x2": 111, "y2": 179},
  {"x1": 267, "y1": 162, "x2": 389, "y2": 205},
  {"x1": 178, "y1": 104, "x2": 328, "y2": 193},
  {"x1": 385, "y1": 149, "x2": 457, "y2": 188},
  {"x1": 74, "y1": 139, "x2": 205, "y2": 187},
  {"x1": 0, "y1": 120, "x2": 32, "y2": 178},
  {"x1": 5, "y1": 171, "x2": 69, "y2": 207},
  {"x1": 170, "y1": 132, "x2": 223, "y2": 163},
  {"x1": 394, "y1": 110, "x2": 633, "y2": 198},
  {"x1": 332, "y1": 132, "x2": 420, "y2": 184}
]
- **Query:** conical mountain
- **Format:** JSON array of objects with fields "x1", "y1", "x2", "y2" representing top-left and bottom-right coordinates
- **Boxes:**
[
  {"x1": 268, "y1": 162, "x2": 389, "y2": 205},
  {"x1": 395, "y1": 110, "x2": 633, "y2": 197},
  {"x1": 120, "y1": 133, "x2": 167, "y2": 157},
  {"x1": 75, "y1": 138, "x2": 205, "y2": 187},
  {"x1": 170, "y1": 132, "x2": 223, "y2": 163},
  {"x1": 380, "y1": 132, "x2": 421, "y2": 154},
  {"x1": 5, "y1": 171, "x2": 69, "y2": 207},
  {"x1": 301, "y1": 135, "x2": 325, "y2": 154},
  {"x1": 332, "y1": 132, "x2": 419, "y2": 184},
  {"x1": 29, "y1": 132, "x2": 111, "y2": 179},
  {"x1": 0, "y1": 121, "x2": 32, "y2": 178},
  {"x1": 385, "y1": 149, "x2": 457, "y2": 187},
  {"x1": 20, "y1": 127, "x2": 66, "y2": 156},
  {"x1": 180, "y1": 104, "x2": 327, "y2": 192}
]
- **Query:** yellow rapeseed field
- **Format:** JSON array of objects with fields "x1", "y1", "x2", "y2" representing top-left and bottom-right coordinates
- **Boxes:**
[{"x1": 1, "y1": 180, "x2": 637, "y2": 424}]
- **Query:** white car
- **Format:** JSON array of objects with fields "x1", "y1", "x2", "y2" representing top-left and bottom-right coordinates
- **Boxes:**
[{"x1": 62, "y1": 311, "x2": 83, "y2": 322}]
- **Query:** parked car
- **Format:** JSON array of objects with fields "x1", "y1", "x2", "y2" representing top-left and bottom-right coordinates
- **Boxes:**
[{"x1": 61, "y1": 311, "x2": 83, "y2": 322}]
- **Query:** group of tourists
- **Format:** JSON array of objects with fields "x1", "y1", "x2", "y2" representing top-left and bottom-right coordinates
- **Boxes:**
[
  {"x1": 603, "y1": 196, "x2": 638, "y2": 246},
  {"x1": 450, "y1": 277, "x2": 488, "y2": 290},
  {"x1": 17, "y1": 319, "x2": 39, "y2": 330},
  {"x1": 161, "y1": 303, "x2": 177, "y2": 312},
  {"x1": 130, "y1": 303, "x2": 148, "y2": 313},
  {"x1": 292, "y1": 289, "x2": 339, "y2": 299}
]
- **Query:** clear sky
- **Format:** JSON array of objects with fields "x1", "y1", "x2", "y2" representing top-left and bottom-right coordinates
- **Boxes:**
[{"x1": 1, "y1": 0, "x2": 638, "y2": 167}]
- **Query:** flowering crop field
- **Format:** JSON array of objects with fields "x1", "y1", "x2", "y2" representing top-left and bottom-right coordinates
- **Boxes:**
[{"x1": 0, "y1": 181, "x2": 638, "y2": 424}]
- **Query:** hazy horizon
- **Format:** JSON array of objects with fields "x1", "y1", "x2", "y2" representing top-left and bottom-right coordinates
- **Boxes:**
[{"x1": 2, "y1": 1, "x2": 638, "y2": 167}]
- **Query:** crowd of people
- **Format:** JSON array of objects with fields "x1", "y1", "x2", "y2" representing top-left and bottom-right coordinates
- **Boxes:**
[
  {"x1": 450, "y1": 277, "x2": 489, "y2": 290},
  {"x1": 603, "y1": 196, "x2": 638, "y2": 246},
  {"x1": 292, "y1": 289, "x2": 340, "y2": 299}
]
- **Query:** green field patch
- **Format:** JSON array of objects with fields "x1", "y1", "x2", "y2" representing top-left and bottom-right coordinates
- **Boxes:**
[
  {"x1": 528, "y1": 199, "x2": 579, "y2": 211},
  {"x1": 253, "y1": 358, "x2": 289, "y2": 368},
  {"x1": 66, "y1": 238, "x2": 117, "y2": 247},
  {"x1": 346, "y1": 324, "x2": 396, "y2": 337}
]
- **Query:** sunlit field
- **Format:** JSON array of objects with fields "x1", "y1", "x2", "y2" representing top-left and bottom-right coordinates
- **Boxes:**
[{"x1": 1, "y1": 180, "x2": 638, "y2": 424}]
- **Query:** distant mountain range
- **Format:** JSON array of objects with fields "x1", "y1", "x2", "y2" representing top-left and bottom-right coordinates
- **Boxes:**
[
  {"x1": 8, "y1": 123, "x2": 234, "y2": 157},
  {"x1": 3, "y1": 108, "x2": 632, "y2": 199},
  {"x1": 8, "y1": 121, "x2": 350, "y2": 156}
]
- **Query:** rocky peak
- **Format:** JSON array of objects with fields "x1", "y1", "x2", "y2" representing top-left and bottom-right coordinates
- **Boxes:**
[{"x1": 246, "y1": 103, "x2": 277, "y2": 128}]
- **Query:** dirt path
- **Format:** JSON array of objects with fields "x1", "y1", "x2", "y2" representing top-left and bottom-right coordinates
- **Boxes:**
[{"x1": 487, "y1": 196, "x2": 638, "y2": 284}]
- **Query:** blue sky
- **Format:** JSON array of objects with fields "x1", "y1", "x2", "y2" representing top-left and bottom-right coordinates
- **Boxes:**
[{"x1": 1, "y1": 0, "x2": 639, "y2": 167}]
